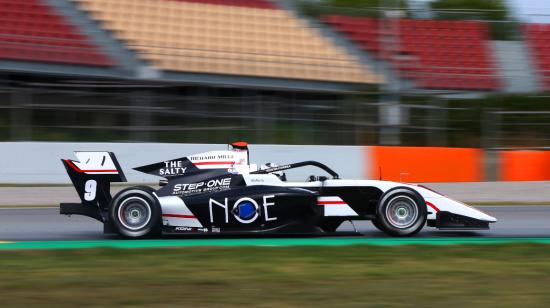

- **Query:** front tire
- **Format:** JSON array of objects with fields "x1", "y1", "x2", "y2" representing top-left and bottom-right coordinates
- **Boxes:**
[
  {"x1": 109, "y1": 187, "x2": 161, "y2": 238},
  {"x1": 374, "y1": 187, "x2": 427, "y2": 237}
]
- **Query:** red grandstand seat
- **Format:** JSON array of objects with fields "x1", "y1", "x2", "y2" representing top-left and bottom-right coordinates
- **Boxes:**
[
  {"x1": 0, "y1": 0, "x2": 113, "y2": 66},
  {"x1": 523, "y1": 23, "x2": 550, "y2": 90},
  {"x1": 322, "y1": 15, "x2": 500, "y2": 90}
]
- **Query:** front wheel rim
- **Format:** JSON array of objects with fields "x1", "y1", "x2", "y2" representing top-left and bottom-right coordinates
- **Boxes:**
[
  {"x1": 117, "y1": 197, "x2": 152, "y2": 231},
  {"x1": 385, "y1": 195, "x2": 419, "y2": 229}
]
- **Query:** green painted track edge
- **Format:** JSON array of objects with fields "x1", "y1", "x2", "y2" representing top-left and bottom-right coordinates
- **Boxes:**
[{"x1": 1, "y1": 237, "x2": 550, "y2": 250}]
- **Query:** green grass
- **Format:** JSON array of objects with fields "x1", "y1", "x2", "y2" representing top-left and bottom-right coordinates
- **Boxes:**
[{"x1": 1, "y1": 245, "x2": 550, "y2": 307}]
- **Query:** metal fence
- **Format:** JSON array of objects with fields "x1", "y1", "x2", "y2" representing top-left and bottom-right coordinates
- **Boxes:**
[{"x1": 1, "y1": 79, "x2": 550, "y2": 148}]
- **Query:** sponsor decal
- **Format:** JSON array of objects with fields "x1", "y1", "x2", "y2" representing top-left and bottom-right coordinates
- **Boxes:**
[
  {"x1": 173, "y1": 177, "x2": 231, "y2": 195},
  {"x1": 209, "y1": 195, "x2": 277, "y2": 224},
  {"x1": 173, "y1": 226, "x2": 209, "y2": 232},
  {"x1": 262, "y1": 164, "x2": 291, "y2": 173},
  {"x1": 189, "y1": 154, "x2": 235, "y2": 161},
  {"x1": 232, "y1": 198, "x2": 259, "y2": 224},
  {"x1": 160, "y1": 160, "x2": 187, "y2": 176},
  {"x1": 174, "y1": 227, "x2": 192, "y2": 231}
]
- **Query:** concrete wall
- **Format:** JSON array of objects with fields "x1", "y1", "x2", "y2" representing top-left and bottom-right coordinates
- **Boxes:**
[
  {"x1": 2, "y1": 142, "x2": 550, "y2": 184},
  {"x1": 0, "y1": 142, "x2": 365, "y2": 183}
]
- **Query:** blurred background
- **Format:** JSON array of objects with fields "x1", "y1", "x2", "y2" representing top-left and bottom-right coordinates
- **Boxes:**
[
  {"x1": 1, "y1": 0, "x2": 550, "y2": 182},
  {"x1": 2, "y1": 3, "x2": 550, "y2": 305}
]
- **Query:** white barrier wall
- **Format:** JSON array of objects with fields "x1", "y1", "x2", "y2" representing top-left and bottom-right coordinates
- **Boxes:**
[{"x1": 0, "y1": 142, "x2": 368, "y2": 183}]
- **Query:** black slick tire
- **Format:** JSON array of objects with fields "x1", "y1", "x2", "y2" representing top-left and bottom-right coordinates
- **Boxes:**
[
  {"x1": 109, "y1": 186, "x2": 161, "y2": 238},
  {"x1": 374, "y1": 187, "x2": 427, "y2": 237}
]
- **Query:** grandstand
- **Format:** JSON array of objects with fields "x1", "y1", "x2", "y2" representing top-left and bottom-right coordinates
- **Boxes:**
[
  {"x1": 0, "y1": 0, "x2": 549, "y2": 147},
  {"x1": 0, "y1": 0, "x2": 112, "y2": 66},
  {"x1": 523, "y1": 24, "x2": 550, "y2": 90},
  {"x1": 72, "y1": 0, "x2": 379, "y2": 84},
  {"x1": 1, "y1": 0, "x2": 533, "y2": 92},
  {"x1": 322, "y1": 15, "x2": 500, "y2": 90}
]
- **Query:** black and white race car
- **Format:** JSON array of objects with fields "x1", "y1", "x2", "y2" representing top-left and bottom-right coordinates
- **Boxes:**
[{"x1": 60, "y1": 142, "x2": 496, "y2": 237}]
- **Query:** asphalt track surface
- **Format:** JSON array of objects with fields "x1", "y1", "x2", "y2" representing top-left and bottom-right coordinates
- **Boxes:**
[{"x1": 0, "y1": 206, "x2": 549, "y2": 242}]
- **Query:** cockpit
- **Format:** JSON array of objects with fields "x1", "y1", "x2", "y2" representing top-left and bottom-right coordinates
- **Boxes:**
[{"x1": 227, "y1": 141, "x2": 339, "y2": 182}]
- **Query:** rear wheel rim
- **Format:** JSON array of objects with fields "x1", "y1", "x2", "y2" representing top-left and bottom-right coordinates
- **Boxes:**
[
  {"x1": 385, "y1": 196, "x2": 418, "y2": 229},
  {"x1": 117, "y1": 197, "x2": 152, "y2": 231}
]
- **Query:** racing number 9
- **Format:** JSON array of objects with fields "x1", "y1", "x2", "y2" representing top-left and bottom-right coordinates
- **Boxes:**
[{"x1": 84, "y1": 179, "x2": 97, "y2": 201}]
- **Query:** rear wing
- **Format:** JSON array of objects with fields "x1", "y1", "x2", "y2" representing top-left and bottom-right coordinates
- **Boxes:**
[{"x1": 61, "y1": 152, "x2": 126, "y2": 221}]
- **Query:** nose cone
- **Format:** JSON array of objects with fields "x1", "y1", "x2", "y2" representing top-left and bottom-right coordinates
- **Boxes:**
[
  {"x1": 481, "y1": 212, "x2": 498, "y2": 223},
  {"x1": 458, "y1": 200, "x2": 498, "y2": 223},
  {"x1": 442, "y1": 196, "x2": 498, "y2": 223}
]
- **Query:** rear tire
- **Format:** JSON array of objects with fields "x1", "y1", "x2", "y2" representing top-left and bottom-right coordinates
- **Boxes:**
[
  {"x1": 374, "y1": 187, "x2": 426, "y2": 237},
  {"x1": 109, "y1": 186, "x2": 161, "y2": 238}
]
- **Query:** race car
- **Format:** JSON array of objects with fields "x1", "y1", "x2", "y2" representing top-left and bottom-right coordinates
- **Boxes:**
[{"x1": 60, "y1": 142, "x2": 496, "y2": 237}]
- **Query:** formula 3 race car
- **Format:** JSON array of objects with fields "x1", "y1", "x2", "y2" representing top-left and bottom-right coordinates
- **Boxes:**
[{"x1": 60, "y1": 142, "x2": 496, "y2": 237}]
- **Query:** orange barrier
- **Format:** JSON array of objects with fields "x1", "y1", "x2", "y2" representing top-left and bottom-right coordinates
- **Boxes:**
[
  {"x1": 499, "y1": 150, "x2": 550, "y2": 181},
  {"x1": 368, "y1": 146, "x2": 484, "y2": 182}
]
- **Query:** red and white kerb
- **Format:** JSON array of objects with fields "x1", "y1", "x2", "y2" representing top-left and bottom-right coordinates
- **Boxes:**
[{"x1": 318, "y1": 196, "x2": 358, "y2": 217}]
